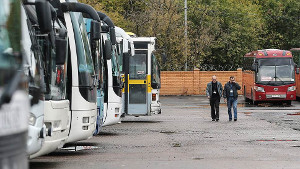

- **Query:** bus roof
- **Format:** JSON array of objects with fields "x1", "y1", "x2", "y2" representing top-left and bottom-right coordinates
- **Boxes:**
[
  {"x1": 290, "y1": 48, "x2": 300, "y2": 51},
  {"x1": 244, "y1": 49, "x2": 292, "y2": 58},
  {"x1": 126, "y1": 32, "x2": 137, "y2": 37}
]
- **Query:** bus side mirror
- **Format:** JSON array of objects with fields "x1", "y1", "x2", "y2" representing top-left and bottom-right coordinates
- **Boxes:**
[
  {"x1": 296, "y1": 68, "x2": 300, "y2": 74},
  {"x1": 55, "y1": 38, "x2": 68, "y2": 65},
  {"x1": 105, "y1": 40, "x2": 112, "y2": 60},
  {"x1": 35, "y1": 1, "x2": 52, "y2": 33},
  {"x1": 101, "y1": 25, "x2": 109, "y2": 33},
  {"x1": 91, "y1": 21, "x2": 101, "y2": 40},
  {"x1": 30, "y1": 86, "x2": 41, "y2": 106},
  {"x1": 162, "y1": 53, "x2": 167, "y2": 64},
  {"x1": 110, "y1": 28, "x2": 116, "y2": 45},
  {"x1": 251, "y1": 64, "x2": 257, "y2": 71}
]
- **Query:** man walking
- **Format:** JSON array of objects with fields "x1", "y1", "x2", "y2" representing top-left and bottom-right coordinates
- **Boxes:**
[
  {"x1": 223, "y1": 76, "x2": 241, "y2": 121},
  {"x1": 206, "y1": 75, "x2": 223, "y2": 121}
]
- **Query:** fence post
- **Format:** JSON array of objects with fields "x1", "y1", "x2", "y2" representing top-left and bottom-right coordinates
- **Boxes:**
[
  {"x1": 193, "y1": 68, "x2": 200, "y2": 95},
  {"x1": 237, "y1": 68, "x2": 243, "y2": 95}
]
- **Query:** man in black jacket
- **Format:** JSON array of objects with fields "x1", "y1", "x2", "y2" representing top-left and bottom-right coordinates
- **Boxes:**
[
  {"x1": 223, "y1": 76, "x2": 241, "y2": 121},
  {"x1": 206, "y1": 75, "x2": 223, "y2": 121}
]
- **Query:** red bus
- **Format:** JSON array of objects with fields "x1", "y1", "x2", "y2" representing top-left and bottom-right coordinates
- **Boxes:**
[{"x1": 242, "y1": 49, "x2": 296, "y2": 105}]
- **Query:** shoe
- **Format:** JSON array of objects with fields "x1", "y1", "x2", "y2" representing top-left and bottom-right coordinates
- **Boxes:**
[
  {"x1": 234, "y1": 119, "x2": 237, "y2": 121},
  {"x1": 229, "y1": 119, "x2": 232, "y2": 121},
  {"x1": 212, "y1": 119, "x2": 215, "y2": 121},
  {"x1": 216, "y1": 119, "x2": 219, "y2": 122}
]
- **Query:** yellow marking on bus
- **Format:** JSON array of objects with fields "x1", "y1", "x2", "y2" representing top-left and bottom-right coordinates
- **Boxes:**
[
  {"x1": 121, "y1": 74, "x2": 125, "y2": 93},
  {"x1": 128, "y1": 80, "x2": 147, "y2": 84},
  {"x1": 147, "y1": 75, "x2": 151, "y2": 93}
]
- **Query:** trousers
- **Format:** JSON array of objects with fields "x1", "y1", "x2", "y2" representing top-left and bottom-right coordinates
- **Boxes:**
[
  {"x1": 210, "y1": 96, "x2": 220, "y2": 120},
  {"x1": 227, "y1": 97, "x2": 238, "y2": 120}
]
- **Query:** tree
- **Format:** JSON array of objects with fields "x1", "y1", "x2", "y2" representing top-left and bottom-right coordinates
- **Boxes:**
[
  {"x1": 188, "y1": 0, "x2": 264, "y2": 70},
  {"x1": 80, "y1": 0, "x2": 300, "y2": 70}
]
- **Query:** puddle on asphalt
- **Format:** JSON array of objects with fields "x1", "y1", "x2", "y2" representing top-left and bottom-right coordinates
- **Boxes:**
[
  {"x1": 287, "y1": 112, "x2": 300, "y2": 116},
  {"x1": 254, "y1": 139, "x2": 298, "y2": 142},
  {"x1": 282, "y1": 119, "x2": 293, "y2": 121},
  {"x1": 122, "y1": 121, "x2": 161, "y2": 123},
  {"x1": 160, "y1": 130, "x2": 176, "y2": 134},
  {"x1": 62, "y1": 146, "x2": 101, "y2": 152},
  {"x1": 98, "y1": 131, "x2": 119, "y2": 136},
  {"x1": 63, "y1": 142, "x2": 99, "y2": 147},
  {"x1": 204, "y1": 136, "x2": 213, "y2": 138},
  {"x1": 172, "y1": 142, "x2": 181, "y2": 147},
  {"x1": 180, "y1": 106, "x2": 202, "y2": 109},
  {"x1": 243, "y1": 112, "x2": 252, "y2": 116},
  {"x1": 293, "y1": 128, "x2": 300, "y2": 131},
  {"x1": 193, "y1": 157, "x2": 204, "y2": 160}
]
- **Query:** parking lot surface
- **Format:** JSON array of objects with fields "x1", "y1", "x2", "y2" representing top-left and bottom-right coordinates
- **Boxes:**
[{"x1": 30, "y1": 96, "x2": 300, "y2": 169}]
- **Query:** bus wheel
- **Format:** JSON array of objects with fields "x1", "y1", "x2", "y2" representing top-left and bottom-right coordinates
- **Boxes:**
[
  {"x1": 285, "y1": 100, "x2": 292, "y2": 105},
  {"x1": 251, "y1": 90, "x2": 258, "y2": 105},
  {"x1": 244, "y1": 87, "x2": 250, "y2": 102}
]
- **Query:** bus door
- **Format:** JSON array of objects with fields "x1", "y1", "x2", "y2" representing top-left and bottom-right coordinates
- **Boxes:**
[{"x1": 127, "y1": 53, "x2": 149, "y2": 115}]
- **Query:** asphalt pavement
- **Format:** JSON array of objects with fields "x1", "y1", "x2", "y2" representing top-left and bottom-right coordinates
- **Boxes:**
[{"x1": 30, "y1": 96, "x2": 300, "y2": 169}]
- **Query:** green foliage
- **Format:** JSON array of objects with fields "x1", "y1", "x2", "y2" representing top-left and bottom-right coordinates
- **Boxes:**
[{"x1": 81, "y1": 0, "x2": 300, "y2": 70}]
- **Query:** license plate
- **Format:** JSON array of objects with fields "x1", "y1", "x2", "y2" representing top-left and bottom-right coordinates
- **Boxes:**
[{"x1": 272, "y1": 95, "x2": 280, "y2": 98}]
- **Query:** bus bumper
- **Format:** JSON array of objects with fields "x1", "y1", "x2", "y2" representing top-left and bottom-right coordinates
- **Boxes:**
[
  {"x1": 151, "y1": 101, "x2": 161, "y2": 114},
  {"x1": 254, "y1": 91, "x2": 296, "y2": 101},
  {"x1": 66, "y1": 110, "x2": 97, "y2": 143}
]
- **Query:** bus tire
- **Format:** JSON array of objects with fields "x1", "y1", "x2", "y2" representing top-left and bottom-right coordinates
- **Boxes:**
[
  {"x1": 244, "y1": 86, "x2": 250, "y2": 102},
  {"x1": 251, "y1": 89, "x2": 258, "y2": 105},
  {"x1": 286, "y1": 100, "x2": 292, "y2": 105}
]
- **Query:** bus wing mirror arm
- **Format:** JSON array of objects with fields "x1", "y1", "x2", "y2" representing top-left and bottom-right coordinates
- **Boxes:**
[{"x1": 251, "y1": 64, "x2": 256, "y2": 71}]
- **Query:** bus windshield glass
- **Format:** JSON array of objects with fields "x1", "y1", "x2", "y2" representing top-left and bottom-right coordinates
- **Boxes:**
[
  {"x1": 70, "y1": 12, "x2": 94, "y2": 87},
  {"x1": 0, "y1": 0, "x2": 21, "y2": 86},
  {"x1": 129, "y1": 54, "x2": 147, "y2": 80},
  {"x1": 39, "y1": 25, "x2": 68, "y2": 100},
  {"x1": 111, "y1": 44, "x2": 120, "y2": 76},
  {"x1": 257, "y1": 58, "x2": 295, "y2": 83},
  {"x1": 117, "y1": 43, "x2": 123, "y2": 73}
]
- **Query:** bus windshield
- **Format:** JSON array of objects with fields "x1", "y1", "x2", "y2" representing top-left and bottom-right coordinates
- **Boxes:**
[
  {"x1": 0, "y1": 0, "x2": 21, "y2": 86},
  {"x1": 257, "y1": 58, "x2": 295, "y2": 83},
  {"x1": 70, "y1": 12, "x2": 94, "y2": 87},
  {"x1": 117, "y1": 43, "x2": 123, "y2": 73},
  {"x1": 111, "y1": 44, "x2": 120, "y2": 76},
  {"x1": 40, "y1": 27, "x2": 68, "y2": 100}
]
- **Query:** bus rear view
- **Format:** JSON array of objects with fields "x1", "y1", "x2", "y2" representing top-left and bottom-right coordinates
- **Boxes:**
[{"x1": 243, "y1": 49, "x2": 296, "y2": 105}]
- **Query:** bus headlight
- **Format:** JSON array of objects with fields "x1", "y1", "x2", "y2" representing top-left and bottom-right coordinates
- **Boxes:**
[
  {"x1": 29, "y1": 113, "x2": 36, "y2": 126},
  {"x1": 254, "y1": 86, "x2": 265, "y2": 92},
  {"x1": 288, "y1": 86, "x2": 296, "y2": 92}
]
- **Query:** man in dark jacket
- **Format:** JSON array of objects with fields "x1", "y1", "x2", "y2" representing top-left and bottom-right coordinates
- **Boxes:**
[
  {"x1": 206, "y1": 75, "x2": 223, "y2": 121},
  {"x1": 223, "y1": 76, "x2": 241, "y2": 121}
]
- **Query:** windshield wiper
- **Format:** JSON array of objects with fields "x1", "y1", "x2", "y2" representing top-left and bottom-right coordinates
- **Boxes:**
[
  {"x1": 274, "y1": 76, "x2": 286, "y2": 85},
  {"x1": 265, "y1": 79, "x2": 274, "y2": 86}
]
